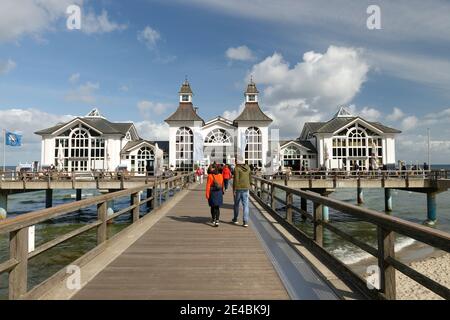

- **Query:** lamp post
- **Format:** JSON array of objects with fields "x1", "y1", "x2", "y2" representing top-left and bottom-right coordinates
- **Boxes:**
[{"x1": 427, "y1": 128, "x2": 431, "y2": 171}]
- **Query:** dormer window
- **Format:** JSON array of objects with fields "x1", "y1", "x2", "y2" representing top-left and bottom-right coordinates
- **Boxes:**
[
  {"x1": 182, "y1": 95, "x2": 190, "y2": 102},
  {"x1": 248, "y1": 94, "x2": 256, "y2": 102}
]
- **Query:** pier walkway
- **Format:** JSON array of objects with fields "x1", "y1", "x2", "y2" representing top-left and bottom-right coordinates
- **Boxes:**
[
  {"x1": 1, "y1": 173, "x2": 449, "y2": 300},
  {"x1": 72, "y1": 182, "x2": 340, "y2": 299}
]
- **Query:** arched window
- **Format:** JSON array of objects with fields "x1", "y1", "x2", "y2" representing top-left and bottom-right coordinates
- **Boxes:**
[
  {"x1": 204, "y1": 129, "x2": 233, "y2": 144},
  {"x1": 245, "y1": 127, "x2": 262, "y2": 167},
  {"x1": 54, "y1": 123, "x2": 105, "y2": 172},
  {"x1": 332, "y1": 122, "x2": 383, "y2": 170},
  {"x1": 137, "y1": 146, "x2": 154, "y2": 173},
  {"x1": 283, "y1": 146, "x2": 301, "y2": 159},
  {"x1": 70, "y1": 127, "x2": 90, "y2": 171},
  {"x1": 176, "y1": 127, "x2": 193, "y2": 171}
]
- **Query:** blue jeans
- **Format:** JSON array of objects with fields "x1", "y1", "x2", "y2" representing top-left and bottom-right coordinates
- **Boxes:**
[{"x1": 234, "y1": 190, "x2": 249, "y2": 223}]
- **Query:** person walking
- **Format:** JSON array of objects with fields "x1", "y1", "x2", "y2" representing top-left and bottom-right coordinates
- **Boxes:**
[
  {"x1": 206, "y1": 164, "x2": 224, "y2": 227},
  {"x1": 195, "y1": 166, "x2": 204, "y2": 184},
  {"x1": 232, "y1": 155, "x2": 251, "y2": 227},
  {"x1": 222, "y1": 164, "x2": 232, "y2": 191}
]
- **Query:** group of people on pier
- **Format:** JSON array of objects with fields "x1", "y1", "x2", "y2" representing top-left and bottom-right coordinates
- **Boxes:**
[{"x1": 196, "y1": 155, "x2": 251, "y2": 228}]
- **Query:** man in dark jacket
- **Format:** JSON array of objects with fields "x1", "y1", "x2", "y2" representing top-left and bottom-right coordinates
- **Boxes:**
[{"x1": 232, "y1": 154, "x2": 251, "y2": 227}]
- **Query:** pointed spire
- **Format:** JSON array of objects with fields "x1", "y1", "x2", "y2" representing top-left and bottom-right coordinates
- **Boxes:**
[
  {"x1": 179, "y1": 78, "x2": 193, "y2": 94},
  {"x1": 245, "y1": 76, "x2": 259, "y2": 94},
  {"x1": 85, "y1": 108, "x2": 103, "y2": 118},
  {"x1": 333, "y1": 106, "x2": 354, "y2": 118}
]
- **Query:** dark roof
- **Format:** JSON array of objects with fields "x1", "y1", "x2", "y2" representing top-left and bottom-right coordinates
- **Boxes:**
[
  {"x1": 165, "y1": 102, "x2": 204, "y2": 123},
  {"x1": 245, "y1": 81, "x2": 259, "y2": 94},
  {"x1": 304, "y1": 117, "x2": 401, "y2": 134},
  {"x1": 35, "y1": 117, "x2": 133, "y2": 135},
  {"x1": 179, "y1": 80, "x2": 193, "y2": 94},
  {"x1": 121, "y1": 139, "x2": 158, "y2": 154},
  {"x1": 234, "y1": 102, "x2": 272, "y2": 123},
  {"x1": 280, "y1": 139, "x2": 317, "y2": 153}
]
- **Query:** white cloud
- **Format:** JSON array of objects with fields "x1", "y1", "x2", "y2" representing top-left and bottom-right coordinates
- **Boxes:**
[
  {"x1": 225, "y1": 45, "x2": 255, "y2": 61},
  {"x1": 68, "y1": 72, "x2": 80, "y2": 84},
  {"x1": 0, "y1": 1, "x2": 128, "y2": 42},
  {"x1": 0, "y1": 59, "x2": 16, "y2": 74},
  {"x1": 0, "y1": 0, "x2": 82, "y2": 42},
  {"x1": 386, "y1": 107, "x2": 405, "y2": 122},
  {"x1": 82, "y1": 10, "x2": 127, "y2": 34},
  {"x1": 119, "y1": 85, "x2": 129, "y2": 92},
  {"x1": 222, "y1": 103, "x2": 245, "y2": 120},
  {"x1": 348, "y1": 105, "x2": 381, "y2": 121},
  {"x1": 65, "y1": 81, "x2": 99, "y2": 104},
  {"x1": 401, "y1": 116, "x2": 418, "y2": 131},
  {"x1": 134, "y1": 121, "x2": 169, "y2": 140},
  {"x1": 138, "y1": 26, "x2": 161, "y2": 49},
  {"x1": 0, "y1": 108, "x2": 74, "y2": 164},
  {"x1": 250, "y1": 46, "x2": 369, "y2": 109},
  {"x1": 228, "y1": 46, "x2": 370, "y2": 137},
  {"x1": 137, "y1": 100, "x2": 171, "y2": 117}
]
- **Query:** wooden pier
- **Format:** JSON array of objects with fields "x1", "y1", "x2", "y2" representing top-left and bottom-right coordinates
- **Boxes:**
[{"x1": 0, "y1": 172, "x2": 449, "y2": 300}]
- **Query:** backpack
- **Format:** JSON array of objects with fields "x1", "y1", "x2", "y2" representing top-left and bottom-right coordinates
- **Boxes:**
[{"x1": 210, "y1": 174, "x2": 221, "y2": 191}]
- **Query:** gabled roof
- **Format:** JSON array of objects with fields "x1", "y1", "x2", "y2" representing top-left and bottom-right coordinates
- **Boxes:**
[
  {"x1": 121, "y1": 140, "x2": 155, "y2": 154},
  {"x1": 165, "y1": 102, "x2": 204, "y2": 123},
  {"x1": 203, "y1": 116, "x2": 235, "y2": 128},
  {"x1": 280, "y1": 139, "x2": 317, "y2": 153},
  {"x1": 303, "y1": 117, "x2": 401, "y2": 135},
  {"x1": 234, "y1": 103, "x2": 272, "y2": 123},
  {"x1": 35, "y1": 116, "x2": 134, "y2": 136}
]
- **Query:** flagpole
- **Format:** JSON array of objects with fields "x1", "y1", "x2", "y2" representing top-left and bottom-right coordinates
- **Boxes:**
[{"x1": 2, "y1": 129, "x2": 6, "y2": 172}]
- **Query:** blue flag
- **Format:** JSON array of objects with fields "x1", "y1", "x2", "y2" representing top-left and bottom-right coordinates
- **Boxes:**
[{"x1": 5, "y1": 131, "x2": 22, "y2": 147}]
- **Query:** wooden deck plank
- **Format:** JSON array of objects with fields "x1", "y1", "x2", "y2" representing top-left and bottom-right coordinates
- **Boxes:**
[{"x1": 72, "y1": 183, "x2": 290, "y2": 300}]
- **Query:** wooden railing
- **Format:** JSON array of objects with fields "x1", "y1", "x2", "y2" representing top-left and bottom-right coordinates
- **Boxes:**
[
  {"x1": 251, "y1": 176, "x2": 450, "y2": 300},
  {"x1": 0, "y1": 172, "x2": 195, "y2": 299},
  {"x1": 0, "y1": 170, "x2": 177, "y2": 183},
  {"x1": 264, "y1": 169, "x2": 449, "y2": 181}
]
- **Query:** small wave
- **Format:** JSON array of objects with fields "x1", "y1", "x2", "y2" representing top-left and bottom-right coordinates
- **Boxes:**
[{"x1": 330, "y1": 237, "x2": 416, "y2": 265}]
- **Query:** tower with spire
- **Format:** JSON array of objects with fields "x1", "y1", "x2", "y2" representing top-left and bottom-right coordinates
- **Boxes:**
[
  {"x1": 165, "y1": 79, "x2": 204, "y2": 171},
  {"x1": 234, "y1": 79, "x2": 272, "y2": 168}
]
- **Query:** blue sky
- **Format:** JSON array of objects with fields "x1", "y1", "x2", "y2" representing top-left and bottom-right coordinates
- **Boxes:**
[{"x1": 0, "y1": 0, "x2": 450, "y2": 164}]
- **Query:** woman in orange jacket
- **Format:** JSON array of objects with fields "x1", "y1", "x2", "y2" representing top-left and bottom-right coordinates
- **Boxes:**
[
  {"x1": 222, "y1": 164, "x2": 232, "y2": 191},
  {"x1": 206, "y1": 164, "x2": 224, "y2": 227}
]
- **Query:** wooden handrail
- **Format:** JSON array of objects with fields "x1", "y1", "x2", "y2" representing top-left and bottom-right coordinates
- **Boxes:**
[
  {"x1": 251, "y1": 176, "x2": 450, "y2": 300},
  {"x1": 0, "y1": 172, "x2": 195, "y2": 299}
]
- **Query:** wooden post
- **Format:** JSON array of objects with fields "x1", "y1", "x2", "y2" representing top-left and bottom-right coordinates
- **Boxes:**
[
  {"x1": 357, "y1": 186, "x2": 364, "y2": 204},
  {"x1": 165, "y1": 182, "x2": 169, "y2": 200},
  {"x1": 301, "y1": 197, "x2": 307, "y2": 221},
  {"x1": 97, "y1": 201, "x2": 107, "y2": 245},
  {"x1": 270, "y1": 183, "x2": 275, "y2": 209},
  {"x1": 45, "y1": 189, "x2": 53, "y2": 208},
  {"x1": 384, "y1": 188, "x2": 393, "y2": 212},
  {"x1": 313, "y1": 202, "x2": 323, "y2": 247},
  {"x1": 286, "y1": 191, "x2": 293, "y2": 223},
  {"x1": 377, "y1": 226, "x2": 396, "y2": 299},
  {"x1": 9, "y1": 228, "x2": 28, "y2": 299},
  {"x1": 76, "y1": 189, "x2": 82, "y2": 201},
  {"x1": 147, "y1": 188, "x2": 153, "y2": 209},
  {"x1": 132, "y1": 192, "x2": 140, "y2": 222},
  {"x1": 256, "y1": 180, "x2": 261, "y2": 198},
  {"x1": 151, "y1": 183, "x2": 157, "y2": 208}
]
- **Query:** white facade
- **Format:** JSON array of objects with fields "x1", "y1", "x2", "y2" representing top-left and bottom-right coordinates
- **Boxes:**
[
  {"x1": 165, "y1": 81, "x2": 273, "y2": 171},
  {"x1": 300, "y1": 107, "x2": 401, "y2": 171},
  {"x1": 36, "y1": 109, "x2": 164, "y2": 175}
]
